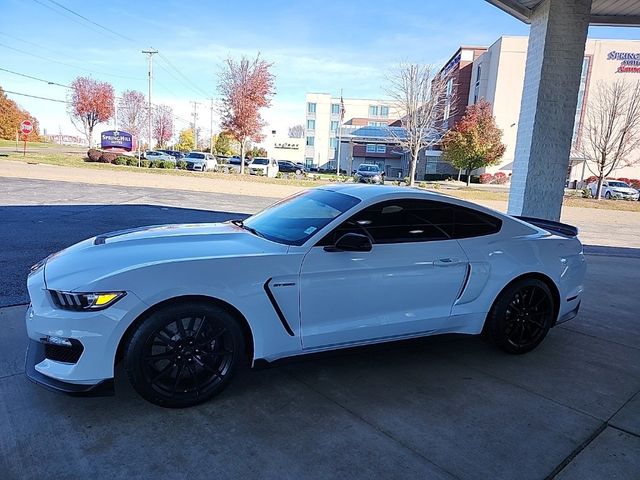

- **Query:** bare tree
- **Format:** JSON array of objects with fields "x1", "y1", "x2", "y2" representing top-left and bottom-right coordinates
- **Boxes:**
[
  {"x1": 581, "y1": 80, "x2": 640, "y2": 199},
  {"x1": 288, "y1": 124, "x2": 304, "y2": 138},
  {"x1": 386, "y1": 63, "x2": 450, "y2": 186},
  {"x1": 118, "y1": 90, "x2": 147, "y2": 137}
]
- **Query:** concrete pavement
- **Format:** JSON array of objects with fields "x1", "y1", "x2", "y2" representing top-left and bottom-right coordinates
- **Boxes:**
[{"x1": 0, "y1": 254, "x2": 638, "y2": 479}]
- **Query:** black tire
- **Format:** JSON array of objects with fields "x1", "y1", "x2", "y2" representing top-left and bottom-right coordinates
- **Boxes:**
[
  {"x1": 125, "y1": 301, "x2": 244, "y2": 408},
  {"x1": 484, "y1": 278, "x2": 555, "y2": 354},
  {"x1": 605, "y1": 191, "x2": 611, "y2": 199}
]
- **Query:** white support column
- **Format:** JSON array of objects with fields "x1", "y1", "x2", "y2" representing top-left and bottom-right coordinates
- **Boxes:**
[{"x1": 508, "y1": 0, "x2": 592, "y2": 221}]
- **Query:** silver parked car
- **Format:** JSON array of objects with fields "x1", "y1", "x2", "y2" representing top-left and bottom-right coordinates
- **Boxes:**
[
  {"x1": 185, "y1": 152, "x2": 218, "y2": 172},
  {"x1": 144, "y1": 151, "x2": 176, "y2": 163},
  {"x1": 588, "y1": 179, "x2": 639, "y2": 200}
]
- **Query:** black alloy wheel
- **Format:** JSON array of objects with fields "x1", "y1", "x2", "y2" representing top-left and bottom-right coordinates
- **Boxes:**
[
  {"x1": 484, "y1": 278, "x2": 555, "y2": 354},
  {"x1": 125, "y1": 302, "x2": 244, "y2": 407}
]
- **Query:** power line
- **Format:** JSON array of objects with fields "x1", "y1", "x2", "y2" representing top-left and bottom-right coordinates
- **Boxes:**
[
  {"x1": 158, "y1": 53, "x2": 211, "y2": 97},
  {"x1": 44, "y1": 0, "x2": 137, "y2": 43},
  {"x1": 0, "y1": 67, "x2": 70, "y2": 88},
  {"x1": 0, "y1": 41, "x2": 144, "y2": 81},
  {"x1": 3, "y1": 89, "x2": 68, "y2": 103}
]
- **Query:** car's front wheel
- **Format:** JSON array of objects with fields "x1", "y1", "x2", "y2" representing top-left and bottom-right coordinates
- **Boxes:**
[
  {"x1": 125, "y1": 301, "x2": 244, "y2": 407},
  {"x1": 484, "y1": 278, "x2": 555, "y2": 354}
]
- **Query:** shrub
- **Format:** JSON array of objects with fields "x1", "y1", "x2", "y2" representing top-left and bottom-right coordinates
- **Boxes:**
[
  {"x1": 617, "y1": 177, "x2": 632, "y2": 185},
  {"x1": 176, "y1": 160, "x2": 187, "y2": 170},
  {"x1": 479, "y1": 173, "x2": 494, "y2": 184},
  {"x1": 86, "y1": 148, "x2": 102, "y2": 162},
  {"x1": 581, "y1": 188, "x2": 592, "y2": 198},
  {"x1": 126, "y1": 157, "x2": 138, "y2": 167},
  {"x1": 98, "y1": 152, "x2": 118, "y2": 163},
  {"x1": 140, "y1": 160, "x2": 150, "y2": 168},
  {"x1": 494, "y1": 172, "x2": 508, "y2": 184},
  {"x1": 113, "y1": 156, "x2": 129, "y2": 165},
  {"x1": 629, "y1": 179, "x2": 640, "y2": 189}
]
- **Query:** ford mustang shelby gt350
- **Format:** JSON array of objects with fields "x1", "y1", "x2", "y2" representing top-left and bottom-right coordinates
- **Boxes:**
[{"x1": 25, "y1": 184, "x2": 586, "y2": 407}]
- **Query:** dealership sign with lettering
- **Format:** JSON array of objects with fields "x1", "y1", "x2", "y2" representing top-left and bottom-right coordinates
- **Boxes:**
[
  {"x1": 608, "y1": 51, "x2": 640, "y2": 73},
  {"x1": 101, "y1": 130, "x2": 135, "y2": 151}
]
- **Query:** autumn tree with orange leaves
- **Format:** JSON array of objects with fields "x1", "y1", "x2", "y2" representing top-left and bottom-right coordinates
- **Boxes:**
[
  {"x1": 153, "y1": 104, "x2": 174, "y2": 148},
  {"x1": 442, "y1": 99, "x2": 505, "y2": 185},
  {"x1": 0, "y1": 86, "x2": 41, "y2": 141},
  {"x1": 218, "y1": 54, "x2": 275, "y2": 174},
  {"x1": 69, "y1": 77, "x2": 114, "y2": 147}
]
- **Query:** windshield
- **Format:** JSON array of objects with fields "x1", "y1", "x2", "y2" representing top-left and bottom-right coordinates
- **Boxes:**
[
  {"x1": 358, "y1": 165, "x2": 379, "y2": 172},
  {"x1": 609, "y1": 181, "x2": 629, "y2": 188},
  {"x1": 252, "y1": 158, "x2": 269, "y2": 165},
  {"x1": 242, "y1": 189, "x2": 360, "y2": 245},
  {"x1": 187, "y1": 153, "x2": 205, "y2": 159}
]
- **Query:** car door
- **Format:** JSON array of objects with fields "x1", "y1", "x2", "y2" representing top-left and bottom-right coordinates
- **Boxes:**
[{"x1": 299, "y1": 198, "x2": 469, "y2": 350}]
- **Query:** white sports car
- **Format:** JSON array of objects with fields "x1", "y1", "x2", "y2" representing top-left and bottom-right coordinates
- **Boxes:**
[{"x1": 25, "y1": 185, "x2": 586, "y2": 407}]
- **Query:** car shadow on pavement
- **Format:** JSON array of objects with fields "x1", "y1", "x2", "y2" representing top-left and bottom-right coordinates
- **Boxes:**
[{"x1": 0, "y1": 204, "x2": 249, "y2": 307}]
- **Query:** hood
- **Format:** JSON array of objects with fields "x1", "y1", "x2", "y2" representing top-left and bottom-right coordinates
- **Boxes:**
[
  {"x1": 44, "y1": 223, "x2": 286, "y2": 291},
  {"x1": 612, "y1": 187, "x2": 637, "y2": 194}
]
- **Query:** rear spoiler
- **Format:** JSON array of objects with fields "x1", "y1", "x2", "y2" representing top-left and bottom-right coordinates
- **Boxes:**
[{"x1": 514, "y1": 216, "x2": 579, "y2": 238}]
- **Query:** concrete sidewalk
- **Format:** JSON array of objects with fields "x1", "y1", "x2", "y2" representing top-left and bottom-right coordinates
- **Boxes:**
[{"x1": 0, "y1": 255, "x2": 638, "y2": 480}]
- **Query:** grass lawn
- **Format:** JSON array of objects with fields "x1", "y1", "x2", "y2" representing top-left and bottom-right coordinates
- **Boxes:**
[
  {"x1": 0, "y1": 139, "x2": 83, "y2": 149},
  {"x1": 3, "y1": 150, "x2": 640, "y2": 212}
]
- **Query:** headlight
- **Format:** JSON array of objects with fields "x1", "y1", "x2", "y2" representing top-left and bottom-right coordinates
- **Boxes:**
[
  {"x1": 29, "y1": 258, "x2": 47, "y2": 276},
  {"x1": 373, "y1": 175, "x2": 380, "y2": 181},
  {"x1": 49, "y1": 290, "x2": 126, "y2": 311}
]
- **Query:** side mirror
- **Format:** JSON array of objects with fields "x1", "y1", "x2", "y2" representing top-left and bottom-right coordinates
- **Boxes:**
[{"x1": 324, "y1": 233, "x2": 372, "y2": 252}]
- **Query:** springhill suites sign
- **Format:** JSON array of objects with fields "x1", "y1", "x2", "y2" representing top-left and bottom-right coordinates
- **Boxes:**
[
  {"x1": 101, "y1": 130, "x2": 134, "y2": 150},
  {"x1": 607, "y1": 51, "x2": 640, "y2": 73}
]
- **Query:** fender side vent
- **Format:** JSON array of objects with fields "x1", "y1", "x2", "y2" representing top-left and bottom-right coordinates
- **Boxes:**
[{"x1": 263, "y1": 278, "x2": 295, "y2": 336}]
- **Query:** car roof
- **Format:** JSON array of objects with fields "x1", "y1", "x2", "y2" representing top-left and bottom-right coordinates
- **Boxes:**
[{"x1": 318, "y1": 183, "x2": 448, "y2": 201}]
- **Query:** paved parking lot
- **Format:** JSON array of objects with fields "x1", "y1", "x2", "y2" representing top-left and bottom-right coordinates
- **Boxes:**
[{"x1": 0, "y1": 178, "x2": 638, "y2": 479}]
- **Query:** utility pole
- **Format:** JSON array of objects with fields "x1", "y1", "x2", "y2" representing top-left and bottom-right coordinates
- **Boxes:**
[
  {"x1": 209, "y1": 98, "x2": 214, "y2": 154},
  {"x1": 190, "y1": 101, "x2": 201, "y2": 150},
  {"x1": 142, "y1": 48, "x2": 158, "y2": 150}
]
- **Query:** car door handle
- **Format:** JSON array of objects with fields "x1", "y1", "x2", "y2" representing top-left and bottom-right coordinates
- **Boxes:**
[{"x1": 434, "y1": 258, "x2": 461, "y2": 266}]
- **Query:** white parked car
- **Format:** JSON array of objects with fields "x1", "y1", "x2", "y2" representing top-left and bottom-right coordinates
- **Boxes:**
[
  {"x1": 588, "y1": 179, "x2": 639, "y2": 200},
  {"x1": 25, "y1": 185, "x2": 586, "y2": 407},
  {"x1": 249, "y1": 157, "x2": 279, "y2": 177},
  {"x1": 144, "y1": 151, "x2": 176, "y2": 163},
  {"x1": 185, "y1": 152, "x2": 217, "y2": 172}
]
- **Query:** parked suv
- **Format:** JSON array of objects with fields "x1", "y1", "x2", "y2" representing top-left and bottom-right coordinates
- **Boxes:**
[
  {"x1": 354, "y1": 164, "x2": 384, "y2": 184},
  {"x1": 249, "y1": 157, "x2": 279, "y2": 177},
  {"x1": 588, "y1": 179, "x2": 639, "y2": 200},
  {"x1": 185, "y1": 152, "x2": 217, "y2": 172}
]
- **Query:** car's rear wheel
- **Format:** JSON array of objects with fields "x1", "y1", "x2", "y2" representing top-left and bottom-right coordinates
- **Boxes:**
[
  {"x1": 125, "y1": 302, "x2": 244, "y2": 408},
  {"x1": 605, "y1": 191, "x2": 611, "y2": 199},
  {"x1": 484, "y1": 278, "x2": 555, "y2": 354}
]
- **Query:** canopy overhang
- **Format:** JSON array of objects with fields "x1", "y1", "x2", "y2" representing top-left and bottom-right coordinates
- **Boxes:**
[{"x1": 486, "y1": 0, "x2": 640, "y2": 26}]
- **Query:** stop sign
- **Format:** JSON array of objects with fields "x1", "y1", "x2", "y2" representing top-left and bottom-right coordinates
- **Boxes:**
[{"x1": 20, "y1": 120, "x2": 33, "y2": 135}]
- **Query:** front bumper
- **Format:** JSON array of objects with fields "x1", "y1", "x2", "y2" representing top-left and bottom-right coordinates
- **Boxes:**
[
  {"x1": 25, "y1": 339, "x2": 114, "y2": 396},
  {"x1": 186, "y1": 163, "x2": 204, "y2": 171}
]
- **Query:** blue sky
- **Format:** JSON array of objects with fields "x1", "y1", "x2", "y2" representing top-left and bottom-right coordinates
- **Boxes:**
[{"x1": 2, "y1": 0, "x2": 640, "y2": 140}]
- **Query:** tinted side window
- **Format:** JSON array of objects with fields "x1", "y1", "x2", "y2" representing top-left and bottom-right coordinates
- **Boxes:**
[{"x1": 317, "y1": 199, "x2": 501, "y2": 246}]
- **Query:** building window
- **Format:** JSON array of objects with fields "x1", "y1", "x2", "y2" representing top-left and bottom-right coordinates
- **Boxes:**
[
  {"x1": 369, "y1": 105, "x2": 379, "y2": 117},
  {"x1": 380, "y1": 106, "x2": 389, "y2": 118},
  {"x1": 330, "y1": 138, "x2": 338, "y2": 148},
  {"x1": 305, "y1": 157, "x2": 313, "y2": 168},
  {"x1": 331, "y1": 103, "x2": 340, "y2": 115},
  {"x1": 473, "y1": 64, "x2": 481, "y2": 104},
  {"x1": 330, "y1": 120, "x2": 339, "y2": 132},
  {"x1": 307, "y1": 102, "x2": 316, "y2": 114},
  {"x1": 307, "y1": 119, "x2": 315, "y2": 130},
  {"x1": 376, "y1": 145, "x2": 386, "y2": 153},
  {"x1": 368, "y1": 121, "x2": 386, "y2": 127},
  {"x1": 443, "y1": 77, "x2": 454, "y2": 122},
  {"x1": 306, "y1": 136, "x2": 315, "y2": 146},
  {"x1": 366, "y1": 144, "x2": 377, "y2": 153}
]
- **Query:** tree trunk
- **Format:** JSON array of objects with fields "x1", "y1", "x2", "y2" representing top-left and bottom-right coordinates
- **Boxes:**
[
  {"x1": 408, "y1": 151, "x2": 418, "y2": 186},
  {"x1": 239, "y1": 140, "x2": 245, "y2": 175},
  {"x1": 87, "y1": 126, "x2": 93, "y2": 148},
  {"x1": 466, "y1": 168, "x2": 471, "y2": 186},
  {"x1": 457, "y1": 168, "x2": 461, "y2": 182},
  {"x1": 595, "y1": 175, "x2": 604, "y2": 200}
]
